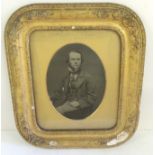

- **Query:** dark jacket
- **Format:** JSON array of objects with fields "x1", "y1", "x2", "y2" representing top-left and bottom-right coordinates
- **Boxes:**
[{"x1": 51, "y1": 70, "x2": 96, "y2": 109}]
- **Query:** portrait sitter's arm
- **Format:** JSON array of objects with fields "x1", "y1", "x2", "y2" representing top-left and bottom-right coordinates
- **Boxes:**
[{"x1": 76, "y1": 74, "x2": 97, "y2": 109}]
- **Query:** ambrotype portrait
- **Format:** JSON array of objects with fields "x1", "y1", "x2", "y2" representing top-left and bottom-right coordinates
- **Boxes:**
[{"x1": 47, "y1": 43, "x2": 106, "y2": 119}]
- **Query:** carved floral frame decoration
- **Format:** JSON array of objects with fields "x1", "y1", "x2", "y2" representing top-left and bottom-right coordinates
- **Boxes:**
[{"x1": 5, "y1": 3, "x2": 145, "y2": 148}]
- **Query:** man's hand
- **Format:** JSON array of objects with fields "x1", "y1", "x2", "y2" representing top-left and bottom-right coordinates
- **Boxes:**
[{"x1": 69, "y1": 101, "x2": 80, "y2": 108}]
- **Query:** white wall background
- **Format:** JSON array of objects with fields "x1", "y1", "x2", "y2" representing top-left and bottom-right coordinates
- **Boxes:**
[{"x1": 1, "y1": 0, "x2": 153, "y2": 155}]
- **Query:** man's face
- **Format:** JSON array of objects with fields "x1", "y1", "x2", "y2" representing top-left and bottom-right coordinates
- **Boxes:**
[{"x1": 69, "y1": 51, "x2": 82, "y2": 71}]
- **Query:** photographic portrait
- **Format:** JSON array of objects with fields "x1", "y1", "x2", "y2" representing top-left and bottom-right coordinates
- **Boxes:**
[{"x1": 47, "y1": 43, "x2": 106, "y2": 119}]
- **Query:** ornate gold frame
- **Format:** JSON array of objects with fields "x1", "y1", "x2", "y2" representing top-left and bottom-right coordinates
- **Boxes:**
[{"x1": 5, "y1": 3, "x2": 146, "y2": 148}]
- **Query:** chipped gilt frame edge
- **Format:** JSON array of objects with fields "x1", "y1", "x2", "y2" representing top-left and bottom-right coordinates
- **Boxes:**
[{"x1": 5, "y1": 3, "x2": 146, "y2": 148}]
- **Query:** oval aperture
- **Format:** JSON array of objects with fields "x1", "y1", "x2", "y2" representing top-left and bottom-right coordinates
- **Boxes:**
[{"x1": 47, "y1": 43, "x2": 106, "y2": 120}]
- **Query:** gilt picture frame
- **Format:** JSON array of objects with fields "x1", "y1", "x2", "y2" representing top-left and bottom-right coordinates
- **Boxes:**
[{"x1": 5, "y1": 3, "x2": 146, "y2": 148}]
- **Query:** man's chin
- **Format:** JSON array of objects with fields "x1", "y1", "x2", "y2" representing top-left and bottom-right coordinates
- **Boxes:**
[
  {"x1": 69, "y1": 65, "x2": 81, "y2": 72},
  {"x1": 73, "y1": 67, "x2": 80, "y2": 71}
]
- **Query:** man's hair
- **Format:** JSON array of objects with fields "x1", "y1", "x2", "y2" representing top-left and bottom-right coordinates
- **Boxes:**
[{"x1": 66, "y1": 50, "x2": 83, "y2": 64}]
